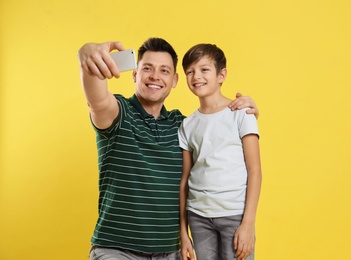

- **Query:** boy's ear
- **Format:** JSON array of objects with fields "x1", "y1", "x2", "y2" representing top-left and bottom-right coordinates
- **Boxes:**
[{"x1": 219, "y1": 68, "x2": 227, "y2": 84}]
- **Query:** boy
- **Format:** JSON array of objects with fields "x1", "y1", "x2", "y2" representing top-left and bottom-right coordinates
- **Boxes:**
[{"x1": 178, "y1": 44, "x2": 262, "y2": 260}]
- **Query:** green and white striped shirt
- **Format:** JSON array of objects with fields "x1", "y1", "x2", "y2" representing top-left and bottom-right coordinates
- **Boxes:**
[{"x1": 90, "y1": 94, "x2": 185, "y2": 253}]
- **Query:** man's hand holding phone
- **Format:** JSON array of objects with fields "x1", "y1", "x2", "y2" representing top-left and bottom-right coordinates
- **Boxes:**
[
  {"x1": 110, "y1": 49, "x2": 137, "y2": 73},
  {"x1": 78, "y1": 41, "x2": 132, "y2": 80}
]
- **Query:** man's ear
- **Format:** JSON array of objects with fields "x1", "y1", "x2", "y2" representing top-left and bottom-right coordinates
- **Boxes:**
[
  {"x1": 132, "y1": 70, "x2": 137, "y2": 83},
  {"x1": 172, "y1": 73, "x2": 179, "y2": 88}
]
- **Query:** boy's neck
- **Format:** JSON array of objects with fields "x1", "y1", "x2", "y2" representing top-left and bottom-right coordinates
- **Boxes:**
[{"x1": 198, "y1": 95, "x2": 231, "y2": 114}]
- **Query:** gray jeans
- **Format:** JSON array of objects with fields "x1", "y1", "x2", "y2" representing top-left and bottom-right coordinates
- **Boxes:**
[
  {"x1": 188, "y1": 211, "x2": 254, "y2": 260},
  {"x1": 89, "y1": 246, "x2": 181, "y2": 260}
]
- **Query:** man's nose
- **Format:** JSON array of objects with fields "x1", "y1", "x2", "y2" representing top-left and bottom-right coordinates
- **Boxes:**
[{"x1": 149, "y1": 70, "x2": 160, "y2": 80}]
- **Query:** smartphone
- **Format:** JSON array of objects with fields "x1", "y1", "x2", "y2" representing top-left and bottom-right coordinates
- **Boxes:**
[{"x1": 110, "y1": 49, "x2": 137, "y2": 72}]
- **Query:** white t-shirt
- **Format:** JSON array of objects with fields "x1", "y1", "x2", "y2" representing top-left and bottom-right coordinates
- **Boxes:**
[{"x1": 178, "y1": 107, "x2": 259, "y2": 218}]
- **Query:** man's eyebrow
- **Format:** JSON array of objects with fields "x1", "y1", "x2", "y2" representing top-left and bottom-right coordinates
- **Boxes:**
[
  {"x1": 160, "y1": 65, "x2": 173, "y2": 70},
  {"x1": 142, "y1": 62, "x2": 173, "y2": 70}
]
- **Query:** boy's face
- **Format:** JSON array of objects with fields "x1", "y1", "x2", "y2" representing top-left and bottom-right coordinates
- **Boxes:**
[
  {"x1": 184, "y1": 56, "x2": 226, "y2": 98},
  {"x1": 133, "y1": 51, "x2": 178, "y2": 104}
]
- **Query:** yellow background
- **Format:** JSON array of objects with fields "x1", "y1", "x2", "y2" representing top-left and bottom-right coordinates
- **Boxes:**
[{"x1": 1, "y1": 0, "x2": 350, "y2": 259}]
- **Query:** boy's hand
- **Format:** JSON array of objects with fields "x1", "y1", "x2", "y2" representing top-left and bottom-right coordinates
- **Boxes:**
[{"x1": 234, "y1": 223, "x2": 255, "y2": 260}]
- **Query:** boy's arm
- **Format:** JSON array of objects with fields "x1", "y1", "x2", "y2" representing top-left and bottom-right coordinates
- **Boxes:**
[
  {"x1": 228, "y1": 93, "x2": 260, "y2": 119},
  {"x1": 179, "y1": 150, "x2": 195, "y2": 260},
  {"x1": 234, "y1": 134, "x2": 262, "y2": 260},
  {"x1": 78, "y1": 41, "x2": 125, "y2": 129}
]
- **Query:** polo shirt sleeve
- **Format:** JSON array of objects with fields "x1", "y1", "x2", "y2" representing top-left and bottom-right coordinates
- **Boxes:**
[{"x1": 90, "y1": 95, "x2": 122, "y2": 135}]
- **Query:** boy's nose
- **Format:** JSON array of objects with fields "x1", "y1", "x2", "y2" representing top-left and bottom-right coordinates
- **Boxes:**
[{"x1": 194, "y1": 70, "x2": 202, "y2": 79}]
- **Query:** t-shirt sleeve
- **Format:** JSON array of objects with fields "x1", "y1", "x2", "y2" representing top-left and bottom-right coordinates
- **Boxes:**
[
  {"x1": 178, "y1": 121, "x2": 191, "y2": 151},
  {"x1": 237, "y1": 108, "x2": 259, "y2": 138}
]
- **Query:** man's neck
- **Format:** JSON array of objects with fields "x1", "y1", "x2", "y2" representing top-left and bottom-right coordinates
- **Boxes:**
[
  {"x1": 137, "y1": 96, "x2": 163, "y2": 119},
  {"x1": 144, "y1": 105, "x2": 162, "y2": 119}
]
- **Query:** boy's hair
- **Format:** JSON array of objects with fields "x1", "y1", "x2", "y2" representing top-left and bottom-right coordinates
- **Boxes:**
[
  {"x1": 182, "y1": 43, "x2": 226, "y2": 74},
  {"x1": 138, "y1": 37, "x2": 178, "y2": 71}
]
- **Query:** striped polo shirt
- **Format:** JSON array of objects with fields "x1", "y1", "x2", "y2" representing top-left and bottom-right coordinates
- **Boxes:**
[{"x1": 90, "y1": 94, "x2": 185, "y2": 253}]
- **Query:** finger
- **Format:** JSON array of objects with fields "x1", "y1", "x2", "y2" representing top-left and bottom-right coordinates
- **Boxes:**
[
  {"x1": 230, "y1": 100, "x2": 247, "y2": 110},
  {"x1": 101, "y1": 53, "x2": 121, "y2": 79},
  {"x1": 236, "y1": 249, "x2": 243, "y2": 258},
  {"x1": 80, "y1": 62, "x2": 94, "y2": 77},
  {"x1": 234, "y1": 233, "x2": 238, "y2": 250},
  {"x1": 236, "y1": 249, "x2": 246, "y2": 259},
  {"x1": 236, "y1": 92, "x2": 243, "y2": 98},
  {"x1": 247, "y1": 242, "x2": 255, "y2": 256},
  {"x1": 109, "y1": 41, "x2": 125, "y2": 52},
  {"x1": 245, "y1": 108, "x2": 255, "y2": 114},
  {"x1": 95, "y1": 49, "x2": 122, "y2": 79},
  {"x1": 229, "y1": 98, "x2": 251, "y2": 109},
  {"x1": 83, "y1": 59, "x2": 107, "y2": 80},
  {"x1": 239, "y1": 244, "x2": 251, "y2": 260},
  {"x1": 235, "y1": 240, "x2": 245, "y2": 258},
  {"x1": 189, "y1": 248, "x2": 196, "y2": 260},
  {"x1": 228, "y1": 98, "x2": 243, "y2": 110},
  {"x1": 245, "y1": 108, "x2": 259, "y2": 119},
  {"x1": 104, "y1": 42, "x2": 125, "y2": 78},
  {"x1": 90, "y1": 56, "x2": 116, "y2": 80},
  {"x1": 238, "y1": 101, "x2": 255, "y2": 110}
]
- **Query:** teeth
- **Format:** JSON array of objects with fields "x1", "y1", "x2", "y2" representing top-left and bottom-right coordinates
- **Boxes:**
[
  {"x1": 148, "y1": 85, "x2": 161, "y2": 89},
  {"x1": 194, "y1": 83, "x2": 205, "y2": 87}
]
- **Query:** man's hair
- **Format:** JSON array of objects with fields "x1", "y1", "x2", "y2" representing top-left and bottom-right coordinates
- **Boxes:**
[
  {"x1": 182, "y1": 43, "x2": 226, "y2": 74},
  {"x1": 138, "y1": 37, "x2": 178, "y2": 71}
]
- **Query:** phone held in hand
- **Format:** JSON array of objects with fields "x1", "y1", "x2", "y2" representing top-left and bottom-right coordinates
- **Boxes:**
[{"x1": 110, "y1": 49, "x2": 137, "y2": 72}]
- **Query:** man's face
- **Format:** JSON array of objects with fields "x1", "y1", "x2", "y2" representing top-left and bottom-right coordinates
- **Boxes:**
[{"x1": 133, "y1": 51, "x2": 178, "y2": 104}]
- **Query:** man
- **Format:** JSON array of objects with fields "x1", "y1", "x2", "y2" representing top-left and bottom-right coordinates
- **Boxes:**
[{"x1": 78, "y1": 38, "x2": 259, "y2": 260}]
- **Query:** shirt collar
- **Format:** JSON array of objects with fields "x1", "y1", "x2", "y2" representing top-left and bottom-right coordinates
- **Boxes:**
[{"x1": 129, "y1": 94, "x2": 169, "y2": 120}]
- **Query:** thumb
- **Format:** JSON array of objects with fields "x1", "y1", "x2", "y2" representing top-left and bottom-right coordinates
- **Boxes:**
[
  {"x1": 109, "y1": 41, "x2": 125, "y2": 52},
  {"x1": 236, "y1": 92, "x2": 242, "y2": 98},
  {"x1": 234, "y1": 233, "x2": 238, "y2": 250}
]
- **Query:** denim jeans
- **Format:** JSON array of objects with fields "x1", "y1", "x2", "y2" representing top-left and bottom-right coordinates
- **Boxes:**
[
  {"x1": 89, "y1": 246, "x2": 182, "y2": 260},
  {"x1": 188, "y1": 211, "x2": 254, "y2": 260}
]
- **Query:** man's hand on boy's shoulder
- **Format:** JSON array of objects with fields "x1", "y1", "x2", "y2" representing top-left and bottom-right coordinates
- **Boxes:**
[{"x1": 228, "y1": 92, "x2": 259, "y2": 119}]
